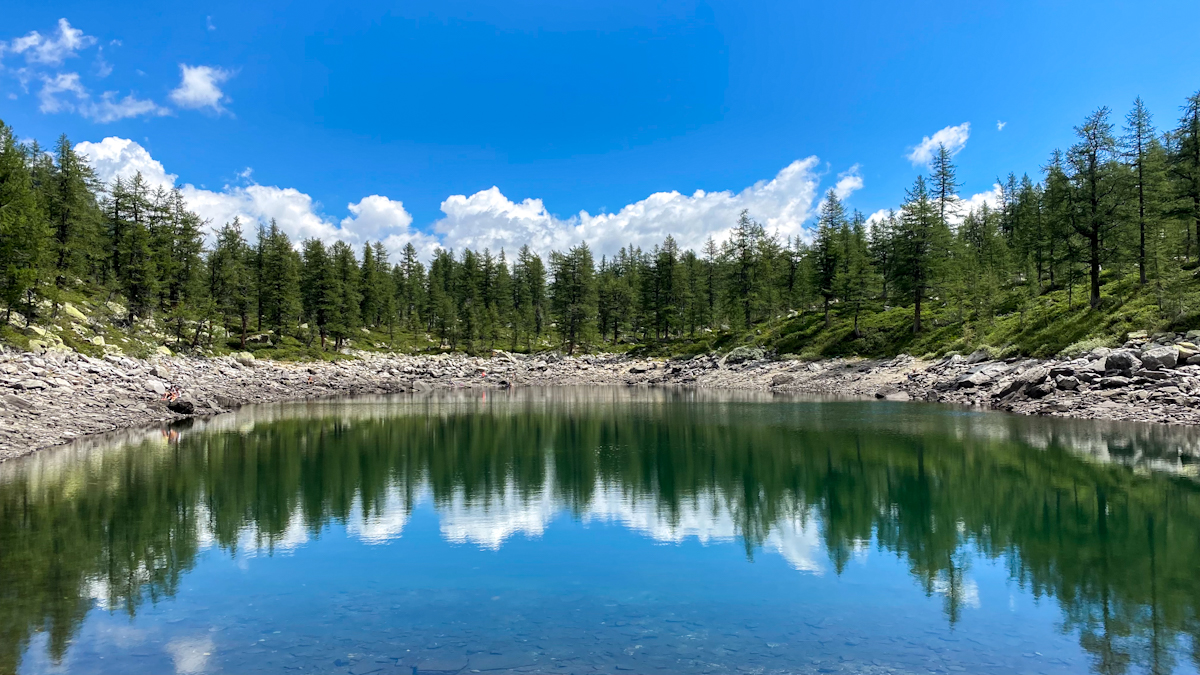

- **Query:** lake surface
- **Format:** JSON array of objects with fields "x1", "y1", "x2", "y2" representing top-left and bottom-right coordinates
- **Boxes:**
[{"x1": 3, "y1": 388, "x2": 1200, "y2": 675}]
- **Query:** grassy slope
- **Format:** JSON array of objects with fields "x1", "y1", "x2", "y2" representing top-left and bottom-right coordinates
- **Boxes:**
[
  {"x1": 637, "y1": 270, "x2": 1200, "y2": 360},
  {"x1": 4, "y1": 270, "x2": 1196, "y2": 362}
]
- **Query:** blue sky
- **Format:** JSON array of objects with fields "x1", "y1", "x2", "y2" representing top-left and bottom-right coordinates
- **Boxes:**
[{"x1": 3, "y1": 0, "x2": 1199, "y2": 258}]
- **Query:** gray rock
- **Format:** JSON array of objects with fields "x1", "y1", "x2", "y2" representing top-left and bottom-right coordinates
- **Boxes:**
[
  {"x1": 1140, "y1": 345, "x2": 1179, "y2": 370},
  {"x1": 955, "y1": 372, "x2": 994, "y2": 389},
  {"x1": 966, "y1": 348, "x2": 991, "y2": 364},
  {"x1": 1088, "y1": 347, "x2": 1113, "y2": 360},
  {"x1": 3, "y1": 394, "x2": 36, "y2": 411},
  {"x1": 1105, "y1": 351, "x2": 1142, "y2": 376},
  {"x1": 1056, "y1": 376, "x2": 1080, "y2": 391},
  {"x1": 1188, "y1": 354, "x2": 1200, "y2": 366},
  {"x1": 1100, "y1": 376, "x2": 1132, "y2": 389},
  {"x1": 724, "y1": 346, "x2": 766, "y2": 365},
  {"x1": 1018, "y1": 366, "x2": 1050, "y2": 387},
  {"x1": 234, "y1": 351, "x2": 256, "y2": 367},
  {"x1": 412, "y1": 379, "x2": 432, "y2": 392},
  {"x1": 167, "y1": 399, "x2": 195, "y2": 415},
  {"x1": 144, "y1": 379, "x2": 167, "y2": 396},
  {"x1": 770, "y1": 373, "x2": 794, "y2": 387},
  {"x1": 150, "y1": 364, "x2": 172, "y2": 379},
  {"x1": 628, "y1": 364, "x2": 649, "y2": 374},
  {"x1": 214, "y1": 394, "x2": 240, "y2": 409},
  {"x1": 1027, "y1": 383, "x2": 1054, "y2": 399},
  {"x1": 17, "y1": 379, "x2": 48, "y2": 390}
]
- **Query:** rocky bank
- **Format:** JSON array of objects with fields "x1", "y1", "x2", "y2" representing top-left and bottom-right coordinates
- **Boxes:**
[{"x1": 5, "y1": 330, "x2": 1200, "y2": 462}]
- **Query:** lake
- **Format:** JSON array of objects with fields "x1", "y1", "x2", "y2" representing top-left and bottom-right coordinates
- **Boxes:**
[{"x1": 2, "y1": 388, "x2": 1199, "y2": 675}]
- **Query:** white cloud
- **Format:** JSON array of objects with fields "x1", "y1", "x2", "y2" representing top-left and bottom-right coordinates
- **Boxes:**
[
  {"x1": 833, "y1": 164, "x2": 863, "y2": 200},
  {"x1": 38, "y1": 72, "x2": 167, "y2": 123},
  {"x1": 996, "y1": 121, "x2": 1007, "y2": 131},
  {"x1": 6, "y1": 19, "x2": 96, "y2": 66},
  {"x1": 169, "y1": 64, "x2": 233, "y2": 113},
  {"x1": 37, "y1": 72, "x2": 86, "y2": 113},
  {"x1": 959, "y1": 183, "x2": 1003, "y2": 218},
  {"x1": 76, "y1": 137, "x2": 177, "y2": 189},
  {"x1": 906, "y1": 122, "x2": 970, "y2": 167},
  {"x1": 206, "y1": 16, "x2": 217, "y2": 31},
  {"x1": 341, "y1": 195, "x2": 439, "y2": 260},
  {"x1": 74, "y1": 137, "x2": 849, "y2": 262},
  {"x1": 435, "y1": 157, "x2": 824, "y2": 257}
]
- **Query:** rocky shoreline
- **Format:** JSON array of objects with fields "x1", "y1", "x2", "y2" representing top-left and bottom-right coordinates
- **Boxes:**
[{"x1": 5, "y1": 332, "x2": 1200, "y2": 462}]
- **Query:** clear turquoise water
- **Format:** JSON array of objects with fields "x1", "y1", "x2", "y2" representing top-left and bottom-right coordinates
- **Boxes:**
[{"x1": 3, "y1": 388, "x2": 1199, "y2": 675}]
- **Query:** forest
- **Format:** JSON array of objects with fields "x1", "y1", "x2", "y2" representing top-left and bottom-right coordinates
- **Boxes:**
[{"x1": 1, "y1": 90, "x2": 1199, "y2": 359}]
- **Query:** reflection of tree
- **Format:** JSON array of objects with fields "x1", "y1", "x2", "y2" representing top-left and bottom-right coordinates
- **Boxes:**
[{"x1": 1, "y1": 395, "x2": 1200, "y2": 674}]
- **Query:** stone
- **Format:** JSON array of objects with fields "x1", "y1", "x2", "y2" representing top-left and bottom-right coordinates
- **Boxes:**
[
  {"x1": 167, "y1": 399, "x2": 195, "y2": 415},
  {"x1": 90, "y1": 336, "x2": 105, "y2": 346},
  {"x1": 62, "y1": 303, "x2": 88, "y2": 322},
  {"x1": 413, "y1": 379, "x2": 432, "y2": 392},
  {"x1": 1099, "y1": 376, "x2": 1132, "y2": 389},
  {"x1": 1027, "y1": 383, "x2": 1054, "y2": 399},
  {"x1": 1088, "y1": 347, "x2": 1113, "y2": 360},
  {"x1": 1056, "y1": 376, "x2": 1080, "y2": 391},
  {"x1": 1017, "y1": 366, "x2": 1049, "y2": 387},
  {"x1": 151, "y1": 364, "x2": 172, "y2": 379},
  {"x1": 214, "y1": 394, "x2": 240, "y2": 409},
  {"x1": 770, "y1": 374, "x2": 794, "y2": 387},
  {"x1": 1140, "y1": 346, "x2": 1179, "y2": 370},
  {"x1": 144, "y1": 379, "x2": 167, "y2": 396},
  {"x1": 724, "y1": 346, "x2": 766, "y2": 365},
  {"x1": 1134, "y1": 369, "x2": 1174, "y2": 381},
  {"x1": 1188, "y1": 354, "x2": 1200, "y2": 366},
  {"x1": 17, "y1": 379, "x2": 47, "y2": 390},
  {"x1": 155, "y1": 345, "x2": 173, "y2": 356},
  {"x1": 955, "y1": 372, "x2": 993, "y2": 389},
  {"x1": 628, "y1": 364, "x2": 649, "y2": 374},
  {"x1": 1105, "y1": 351, "x2": 1142, "y2": 376},
  {"x1": 966, "y1": 348, "x2": 991, "y2": 364},
  {"x1": 234, "y1": 351, "x2": 256, "y2": 366},
  {"x1": 3, "y1": 394, "x2": 36, "y2": 411}
]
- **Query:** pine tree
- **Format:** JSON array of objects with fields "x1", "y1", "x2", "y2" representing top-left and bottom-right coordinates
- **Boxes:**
[
  {"x1": 549, "y1": 242, "x2": 597, "y2": 355},
  {"x1": 257, "y1": 220, "x2": 301, "y2": 335},
  {"x1": 895, "y1": 176, "x2": 949, "y2": 333},
  {"x1": 0, "y1": 123, "x2": 48, "y2": 322},
  {"x1": 836, "y1": 212, "x2": 875, "y2": 336},
  {"x1": 1169, "y1": 91, "x2": 1200, "y2": 264},
  {"x1": 300, "y1": 238, "x2": 336, "y2": 348},
  {"x1": 209, "y1": 218, "x2": 254, "y2": 347},
  {"x1": 1123, "y1": 97, "x2": 1159, "y2": 284},
  {"x1": 929, "y1": 143, "x2": 962, "y2": 227},
  {"x1": 329, "y1": 240, "x2": 361, "y2": 350},
  {"x1": 812, "y1": 191, "x2": 845, "y2": 326},
  {"x1": 47, "y1": 135, "x2": 101, "y2": 286},
  {"x1": 1068, "y1": 107, "x2": 1123, "y2": 309}
]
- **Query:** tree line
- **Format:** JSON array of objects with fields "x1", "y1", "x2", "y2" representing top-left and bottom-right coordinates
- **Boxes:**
[{"x1": 1, "y1": 90, "x2": 1199, "y2": 355}]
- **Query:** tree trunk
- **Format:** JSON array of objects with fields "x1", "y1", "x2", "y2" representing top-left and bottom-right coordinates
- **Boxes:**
[{"x1": 1089, "y1": 230, "x2": 1101, "y2": 309}]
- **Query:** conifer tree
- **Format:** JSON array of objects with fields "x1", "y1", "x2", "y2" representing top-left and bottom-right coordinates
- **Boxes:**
[
  {"x1": 1068, "y1": 107, "x2": 1123, "y2": 308},
  {"x1": 549, "y1": 242, "x2": 597, "y2": 355},
  {"x1": 812, "y1": 190, "x2": 845, "y2": 326},
  {"x1": 329, "y1": 240, "x2": 361, "y2": 350},
  {"x1": 895, "y1": 176, "x2": 948, "y2": 333},
  {"x1": 0, "y1": 123, "x2": 48, "y2": 322}
]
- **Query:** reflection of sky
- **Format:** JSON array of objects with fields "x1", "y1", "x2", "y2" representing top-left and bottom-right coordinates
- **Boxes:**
[{"x1": 201, "y1": 470, "x2": 829, "y2": 576}]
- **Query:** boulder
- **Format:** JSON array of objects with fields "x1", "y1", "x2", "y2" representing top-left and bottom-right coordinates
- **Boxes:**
[
  {"x1": 144, "y1": 379, "x2": 167, "y2": 396},
  {"x1": 167, "y1": 399, "x2": 195, "y2": 415},
  {"x1": 628, "y1": 364, "x2": 649, "y2": 374},
  {"x1": 1056, "y1": 376, "x2": 1080, "y2": 391},
  {"x1": 62, "y1": 303, "x2": 88, "y2": 322},
  {"x1": 770, "y1": 374, "x2": 794, "y2": 387},
  {"x1": 151, "y1": 364, "x2": 172, "y2": 380},
  {"x1": 214, "y1": 394, "x2": 240, "y2": 409},
  {"x1": 955, "y1": 372, "x2": 994, "y2": 389},
  {"x1": 1018, "y1": 366, "x2": 1050, "y2": 387},
  {"x1": 1027, "y1": 383, "x2": 1054, "y2": 399},
  {"x1": 966, "y1": 348, "x2": 991, "y2": 364},
  {"x1": 724, "y1": 346, "x2": 766, "y2": 365},
  {"x1": 1099, "y1": 376, "x2": 1132, "y2": 389},
  {"x1": 234, "y1": 351, "x2": 256, "y2": 366},
  {"x1": 17, "y1": 379, "x2": 48, "y2": 390},
  {"x1": 1105, "y1": 351, "x2": 1142, "y2": 376},
  {"x1": 1140, "y1": 346, "x2": 1179, "y2": 370},
  {"x1": 1188, "y1": 354, "x2": 1200, "y2": 366}
]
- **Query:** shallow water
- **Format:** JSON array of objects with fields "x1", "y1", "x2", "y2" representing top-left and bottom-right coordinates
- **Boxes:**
[{"x1": 3, "y1": 387, "x2": 1200, "y2": 675}]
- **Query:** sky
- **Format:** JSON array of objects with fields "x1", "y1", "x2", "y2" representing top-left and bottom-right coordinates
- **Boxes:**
[{"x1": 2, "y1": 0, "x2": 1199, "y2": 260}]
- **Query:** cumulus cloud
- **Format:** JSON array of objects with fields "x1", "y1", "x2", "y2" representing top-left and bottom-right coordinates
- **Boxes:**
[
  {"x1": 833, "y1": 164, "x2": 863, "y2": 200},
  {"x1": 907, "y1": 122, "x2": 970, "y2": 167},
  {"x1": 75, "y1": 137, "x2": 177, "y2": 189},
  {"x1": 436, "y1": 157, "x2": 824, "y2": 258},
  {"x1": 75, "y1": 137, "x2": 849, "y2": 263},
  {"x1": 5, "y1": 19, "x2": 96, "y2": 66},
  {"x1": 958, "y1": 183, "x2": 1003, "y2": 218},
  {"x1": 169, "y1": 64, "x2": 233, "y2": 113},
  {"x1": 38, "y1": 72, "x2": 167, "y2": 123},
  {"x1": 996, "y1": 120, "x2": 1007, "y2": 131}
]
